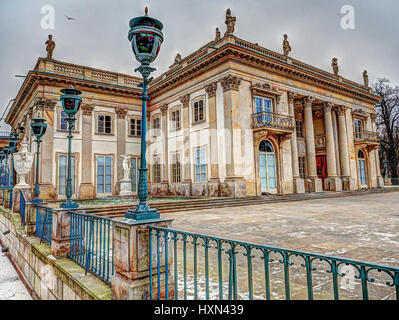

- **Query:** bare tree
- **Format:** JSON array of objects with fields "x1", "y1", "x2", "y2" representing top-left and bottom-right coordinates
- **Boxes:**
[{"x1": 373, "y1": 78, "x2": 399, "y2": 179}]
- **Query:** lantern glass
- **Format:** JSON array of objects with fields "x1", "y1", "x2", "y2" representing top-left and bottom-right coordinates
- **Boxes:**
[
  {"x1": 31, "y1": 118, "x2": 47, "y2": 138},
  {"x1": 60, "y1": 86, "x2": 82, "y2": 115}
]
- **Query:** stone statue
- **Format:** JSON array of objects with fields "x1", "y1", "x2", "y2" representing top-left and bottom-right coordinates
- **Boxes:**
[
  {"x1": 363, "y1": 70, "x2": 369, "y2": 87},
  {"x1": 224, "y1": 8, "x2": 236, "y2": 36},
  {"x1": 121, "y1": 155, "x2": 131, "y2": 180},
  {"x1": 331, "y1": 57, "x2": 339, "y2": 76},
  {"x1": 45, "y1": 35, "x2": 56, "y2": 60},
  {"x1": 283, "y1": 34, "x2": 291, "y2": 56},
  {"x1": 13, "y1": 138, "x2": 34, "y2": 189},
  {"x1": 174, "y1": 53, "x2": 182, "y2": 64},
  {"x1": 215, "y1": 27, "x2": 221, "y2": 41}
]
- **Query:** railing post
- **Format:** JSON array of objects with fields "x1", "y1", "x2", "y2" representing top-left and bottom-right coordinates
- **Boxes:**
[
  {"x1": 111, "y1": 217, "x2": 173, "y2": 300},
  {"x1": 24, "y1": 200, "x2": 41, "y2": 235},
  {"x1": 51, "y1": 208, "x2": 73, "y2": 257}
]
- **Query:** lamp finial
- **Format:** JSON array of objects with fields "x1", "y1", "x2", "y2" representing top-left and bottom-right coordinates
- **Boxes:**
[{"x1": 145, "y1": 6, "x2": 148, "y2": 15}]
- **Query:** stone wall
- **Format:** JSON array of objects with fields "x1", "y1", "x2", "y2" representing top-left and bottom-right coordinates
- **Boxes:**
[{"x1": 0, "y1": 208, "x2": 111, "y2": 300}]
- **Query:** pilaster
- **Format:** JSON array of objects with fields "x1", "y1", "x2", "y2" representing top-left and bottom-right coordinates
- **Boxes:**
[
  {"x1": 79, "y1": 103, "x2": 94, "y2": 199},
  {"x1": 160, "y1": 104, "x2": 169, "y2": 186},
  {"x1": 180, "y1": 95, "x2": 192, "y2": 196},
  {"x1": 116, "y1": 107, "x2": 128, "y2": 194}
]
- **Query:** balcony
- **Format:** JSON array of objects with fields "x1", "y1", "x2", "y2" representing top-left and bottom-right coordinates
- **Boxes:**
[
  {"x1": 354, "y1": 131, "x2": 379, "y2": 145},
  {"x1": 251, "y1": 112, "x2": 294, "y2": 134}
]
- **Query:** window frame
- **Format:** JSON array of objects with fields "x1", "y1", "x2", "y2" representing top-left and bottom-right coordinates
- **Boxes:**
[
  {"x1": 95, "y1": 154, "x2": 114, "y2": 195},
  {"x1": 129, "y1": 156, "x2": 141, "y2": 193},
  {"x1": 152, "y1": 155, "x2": 161, "y2": 183},
  {"x1": 296, "y1": 120, "x2": 304, "y2": 138},
  {"x1": 151, "y1": 116, "x2": 161, "y2": 137},
  {"x1": 56, "y1": 152, "x2": 79, "y2": 198},
  {"x1": 95, "y1": 112, "x2": 114, "y2": 135},
  {"x1": 298, "y1": 156, "x2": 306, "y2": 179},
  {"x1": 58, "y1": 108, "x2": 79, "y2": 132},
  {"x1": 171, "y1": 151, "x2": 182, "y2": 183},
  {"x1": 194, "y1": 147, "x2": 207, "y2": 182},
  {"x1": 192, "y1": 96, "x2": 206, "y2": 125},
  {"x1": 129, "y1": 117, "x2": 142, "y2": 137},
  {"x1": 170, "y1": 107, "x2": 181, "y2": 132}
]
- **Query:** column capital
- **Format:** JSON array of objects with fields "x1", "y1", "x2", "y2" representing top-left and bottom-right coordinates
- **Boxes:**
[
  {"x1": 115, "y1": 106, "x2": 128, "y2": 119},
  {"x1": 335, "y1": 105, "x2": 347, "y2": 116},
  {"x1": 160, "y1": 104, "x2": 168, "y2": 116},
  {"x1": 303, "y1": 96, "x2": 315, "y2": 108},
  {"x1": 205, "y1": 81, "x2": 218, "y2": 98},
  {"x1": 35, "y1": 98, "x2": 57, "y2": 110},
  {"x1": 322, "y1": 102, "x2": 334, "y2": 113},
  {"x1": 180, "y1": 94, "x2": 190, "y2": 108},
  {"x1": 287, "y1": 91, "x2": 297, "y2": 104},
  {"x1": 220, "y1": 75, "x2": 241, "y2": 92},
  {"x1": 81, "y1": 103, "x2": 94, "y2": 115}
]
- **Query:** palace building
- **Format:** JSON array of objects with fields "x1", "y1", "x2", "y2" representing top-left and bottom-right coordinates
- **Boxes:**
[{"x1": 5, "y1": 10, "x2": 383, "y2": 201}]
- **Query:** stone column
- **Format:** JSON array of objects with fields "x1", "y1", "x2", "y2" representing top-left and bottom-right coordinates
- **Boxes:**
[
  {"x1": 323, "y1": 102, "x2": 342, "y2": 191},
  {"x1": 79, "y1": 104, "x2": 94, "y2": 199},
  {"x1": 332, "y1": 110, "x2": 341, "y2": 177},
  {"x1": 160, "y1": 104, "x2": 169, "y2": 195},
  {"x1": 288, "y1": 92, "x2": 305, "y2": 193},
  {"x1": 111, "y1": 217, "x2": 174, "y2": 300},
  {"x1": 336, "y1": 106, "x2": 356, "y2": 190},
  {"x1": 36, "y1": 99, "x2": 57, "y2": 200},
  {"x1": 115, "y1": 107, "x2": 128, "y2": 194},
  {"x1": 220, "y1": 75, "x2": 246, "y2": 197},
  {"x1": 303, "y1": 96, "x2": 323, "y2": 192},
  {"x1": 205, "y1": 81, "x2": 220, "y2": 196},
  {"x1": 180, "y1": 95, "x2": 192, "y2": 197}
]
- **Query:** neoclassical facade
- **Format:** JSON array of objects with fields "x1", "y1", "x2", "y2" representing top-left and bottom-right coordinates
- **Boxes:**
[{"x1": 6, "y1": 11, "x2": 383, "y2": 200}]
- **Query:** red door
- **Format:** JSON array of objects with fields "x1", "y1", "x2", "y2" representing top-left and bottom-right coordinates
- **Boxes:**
[{"x1": 316, "y1": 155, "x2": 327, "y2": 190}]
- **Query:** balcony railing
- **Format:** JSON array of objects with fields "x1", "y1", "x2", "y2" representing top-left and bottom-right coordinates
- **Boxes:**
[
  {"x1": 251, "y1": 112, "x2": 294, "y2": 132},
  {"x1": 354, "y1": 131, "x2": 379, "y2": 144}
]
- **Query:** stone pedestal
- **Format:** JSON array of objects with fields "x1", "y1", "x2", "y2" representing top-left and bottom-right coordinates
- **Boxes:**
[
  {"x1": 208, "y1": 179, "x2": 221, "y2": 197},
  {"x1": 384, "y1": 178, "x2": 392, "y2": 186},
  {"x1": 111, "y1": 217, "x2": 174, "y2": 300},
  {"x1": 221, "y1": 178, "x2": 247, "y2": 197},
  {"x1": 293, "y1": 178, "x2": 305, "y2": 194},
  {"x1": 120, "y1": 179, "x2": 133, "y2": 196},
  {"x1": 306, "y1": 177, "x2": 323, "y2": 193},
  {"x1": 377, "y1": 177, "x2": 384, "y2": 188},
  {"x1": 25, "y1": 201, "x2": 43, "y2": 235},
  {"x1": 51, "y1": 208, "x2": 72, "y2": 257},
  {"x1": 78, "y1": 183, "x2": 94, "y2": 199},
  {"x1": 342, "y1": 177, "x2": 357, "y2": 191},
  {"x1": 325, "y1": 177, "x2": 342, "y2": 192}
]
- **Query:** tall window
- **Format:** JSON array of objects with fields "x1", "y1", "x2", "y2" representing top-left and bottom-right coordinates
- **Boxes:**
[
  {"x1": 298, "y1": 156, "x2": 306, "y2": 179},
  {"x1": 296, "y1": 120, "x2": 304, "y2": 138},
  {"x1": 130, "y1": 157, "x2": 141, "y2": 192},
  {"x1": 170, "y1": 109, "x2": 181, "y2": 131},
  {"x1": 195, "y1": 148, "x2": 207, "y2": 182},
  {"x1": 354, "y1": 119, "x2": 363, "y2": 139},
  {"x1": 58, "y1": 155, "x2": 76, "y2": 195},
  {"x1": 152, "y1": 156, "x2": 161, "y2": 183},
  {"x1": 97, "y1": 156, "x2": 112, "y2": 194},
  {"x1": 193, "y1": 100, "x2": 204, "y2": 123},
  {"x1": 255, "y1": 97, "x2": 273, "y2": 122},
  {"x1": 97, "y1": 114, "x2": 112, "y2": 134},
  {"x1": 130, "y1": 118, "x2": 142, "y2": 136},
  {"x1": 60, "y1": 111, "x2": 68, "y2": 131},
  {"x1": 152, "y1": 117, "x2": 160, "y2": 136},
  {"x1": 171, "y1": 152, "x2": 181, "y2": 183}
]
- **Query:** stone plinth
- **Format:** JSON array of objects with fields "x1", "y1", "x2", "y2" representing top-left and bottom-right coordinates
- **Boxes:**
[
  {"x1": 305, "y1": 178, "x2": 323, "y2": 193},
  {"x1": 342, "y1": 177, "x2": 357, "y2": 191},
  {"x1": 51, "y1": 208, "x2": 73, "y2": 257},
  {"x1": 111, "y1": 217, "x2": 174, "y2": 300},
  {"x1": 384, "y1": 178, "x2": 392, "y2": 186},
  {"x1": 325, "y1": 177, "x2": 342, "y2": 192},
  {"x1": 293, "y1": 178, "x2": 305, "y2": 194},
  {"x1": 119, "y1": 179, "x2": 133, "y2": 196},
  {"x1": 221, "y1": 177, "x2": 247, "y2": 197}
]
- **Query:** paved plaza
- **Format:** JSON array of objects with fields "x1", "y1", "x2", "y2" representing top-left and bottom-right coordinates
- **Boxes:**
[{"x1": 164, "y1": 191, "x2": 399, "y2": 264}]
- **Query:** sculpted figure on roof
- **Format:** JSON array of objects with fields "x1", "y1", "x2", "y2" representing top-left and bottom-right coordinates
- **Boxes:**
[
  {"x1": 283, "y1": 34, "x2": 291, "y2": 56},
  {"x1": 332, "y1": 57, "x2": 339, "y2": 76},
  {"x1": 224, "y1": 8, "x2": 236, "y2": 36}
]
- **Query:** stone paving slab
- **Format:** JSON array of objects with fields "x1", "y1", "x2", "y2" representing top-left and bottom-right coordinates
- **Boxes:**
[{"x1": 0, "y1": 250, "x2": 32, "y2": 300}]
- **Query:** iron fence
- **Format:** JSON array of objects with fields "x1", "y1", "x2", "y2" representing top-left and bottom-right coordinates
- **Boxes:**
[
  {"x1": 149, "y1": 226, "x2": 399, "y2": 300},
  {"x1": 68, "y1": 211, "x2": 114, "y2": 283},
  {"x1": 19, "y1": 190, "x2": 26, "y2": 225},
  {"x1": 35, "y1": 205, "x2": 53, "y2": 244}
]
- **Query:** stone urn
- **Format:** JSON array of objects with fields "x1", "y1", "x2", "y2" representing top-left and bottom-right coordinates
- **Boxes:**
[{"x1": 13, "y1": 138, "x2": 34, "y2": 189}]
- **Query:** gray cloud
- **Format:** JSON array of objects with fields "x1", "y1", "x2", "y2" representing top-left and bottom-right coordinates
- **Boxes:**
[{"x1": 1, "y1": 0, "x2": 398, "y2": 129}]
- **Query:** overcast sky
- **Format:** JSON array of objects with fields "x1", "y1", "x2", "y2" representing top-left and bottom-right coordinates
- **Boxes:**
[{"x1": 0, "y1": 0, "x2": 398, "y2": 129}]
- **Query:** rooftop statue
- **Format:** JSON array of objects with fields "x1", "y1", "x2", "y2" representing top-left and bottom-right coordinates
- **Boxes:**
[
  {"x1": 45, "y1": 34, "x2": 56, "y2": 60},
  {"x1": 363, "y1": 70, "x2": 369, "y2": 87},
  {"x1": 224, "y1": 8, "x2": 236, "y2": 36},
  {"x1": 215, "y1": 27, "x2": 221, "y2": 41},
  {"x1": 332, "y1": 57, "x2": 339, "y2": 76},
  {"x1": 283, "y1": 34, "x2": 291, "y2": 56},
  {"x1": 14, "y1": 138, "x2": 34, "y2": 189},
  {"x1": 174, "y1": 53, "x2": 182, "y2": 64}
]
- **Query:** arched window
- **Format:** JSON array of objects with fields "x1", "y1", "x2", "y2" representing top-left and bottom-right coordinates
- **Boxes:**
[
  {"x1": 358, "y1": 150, "x2": 365, "y2": 159},
  {"x1": 259, "y1": 140, "x2": 274, "y2": 153}
]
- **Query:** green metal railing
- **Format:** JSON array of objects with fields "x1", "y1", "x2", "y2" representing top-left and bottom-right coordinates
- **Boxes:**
[
  {"x1": 149, "y1": 226, "x2": 399, "y2": 300},
  {"x1": 68, "y1": 211, "x2": 114, "y2": 283},
  {"x1": 35, "y1": 205, "x2": 53, "y2": 244}
]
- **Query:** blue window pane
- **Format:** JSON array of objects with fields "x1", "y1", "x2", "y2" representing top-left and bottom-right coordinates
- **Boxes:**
[
  {"x1": 105, "y1": 156, "x2": 112, "y2": 166},
  {"x1": 97, "y1": 184, "x2": 104, "y2": 194}
]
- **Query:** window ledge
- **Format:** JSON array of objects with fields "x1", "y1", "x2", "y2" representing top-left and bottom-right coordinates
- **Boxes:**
[
  {"x1": 95, "y1": 132, "x2": 115, "y2": 136},
  {"x1": 192, "y1": 119, "x2": 207, "y2": 126}
]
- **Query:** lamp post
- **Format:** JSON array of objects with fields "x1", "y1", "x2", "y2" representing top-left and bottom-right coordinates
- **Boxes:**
[
  {"x1": 0, "y1": 152, "x2": 4, "y2": 186},
  {"x1": 59, "y1": 85, "x2": 82, "y2": 209},
  {"x1": 125, "y1": 7, "x2": 164, "y2": 220},
  {"x1": 31, "y1": 115, "x2": 47, "y2": 203},
  {"x1": 2, "y1": 147, "x2": 11, "y2": 188}
]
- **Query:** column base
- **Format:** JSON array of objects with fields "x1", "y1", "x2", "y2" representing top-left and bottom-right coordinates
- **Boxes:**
[
  {"x1": 221, "y1": 177, "x2": 247, "y2": 197},
  {"x1": 293, "y1": 178, "x2": 305, "y2": 194},
  {"x1": 325, "y1": 177, "x2": 342, "y2": 192},
  {"x1": 342, "y1": 177, "x2": 357, "y2": 191},
  {"x1": 305, "y1": 177, "x2": 323, "y2": 193},
  {"x1": 208, "y1": 179, "x2": 221, "y2": 197},
  {"x1": 384, "y1": 178, "x2": 392, "y2": 186},
  {"x1": 377, "y1": 177, "x2": 384, "y2": 188}
]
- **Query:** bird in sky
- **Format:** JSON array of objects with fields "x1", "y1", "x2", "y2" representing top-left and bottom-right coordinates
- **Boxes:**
[{"x1": 65, "y1": 15, "x2": 75, "y2": 21}]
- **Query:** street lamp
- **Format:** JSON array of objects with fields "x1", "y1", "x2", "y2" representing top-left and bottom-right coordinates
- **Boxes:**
[
  {"x1": 59, "y1": 85, "x2": 82, "y2": 209},
  {"x1": 125, "y1": 7, "x2": 164, "y2": 221},
  {"x1": 7, "y1": 131, "x2": 19, "y2": 188},
  {"x1": 0, "y1": 152, "x2": 5, "y2": 186},
  {"x1": 2, "y1": 146, "x2": 11, "y2": 188},
  {"x1": 31, "y1": 115, "x2": 47, "y2": 203}
]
